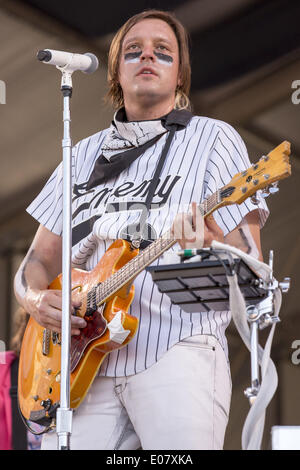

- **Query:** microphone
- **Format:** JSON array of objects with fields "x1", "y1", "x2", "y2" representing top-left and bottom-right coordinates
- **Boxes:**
[{"x1": 37, "y1": 49, "x2": 99, "y2": 74}]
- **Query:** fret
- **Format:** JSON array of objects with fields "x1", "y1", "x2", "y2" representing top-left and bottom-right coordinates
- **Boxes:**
[
  {"x1": 206, "y1": 190, "x2": 220, "y2": 214},
  {"x1": 205, "y1": 195, "x2": 213, "y2": 214}
]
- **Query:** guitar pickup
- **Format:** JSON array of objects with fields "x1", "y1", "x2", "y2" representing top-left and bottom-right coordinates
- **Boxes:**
[
  {"x1": 42, "y1": 329, "x2": 51, "y2": 355},
  {"x1": 84, "y1": 308, "x2": 95, "y2": 318},
  {"x1": 85, "y1": 284, "x2": 102, "y2": 317}
]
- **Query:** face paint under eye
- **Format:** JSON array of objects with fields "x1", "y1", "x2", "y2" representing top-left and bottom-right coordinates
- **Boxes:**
[
  {"x1": 124, "y1": 51, "x2": 142, "y2": 63},
  {"x1": 154, "y1": 51, "x2": 173, "y2": 66}
]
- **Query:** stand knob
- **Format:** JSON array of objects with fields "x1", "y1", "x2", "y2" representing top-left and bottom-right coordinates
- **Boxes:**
[
  {"x1": 279, "y1": 277, "x2": 291, "y2": 293},
  {"x1": 246, "y1": 305, "x2": 259, "y2": 320}
]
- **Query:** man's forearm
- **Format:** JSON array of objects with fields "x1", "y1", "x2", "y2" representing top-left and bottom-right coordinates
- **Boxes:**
[
  {"x1": 14, "y1": 248, "x2": 53, "y2": 310},
  {"x1": 224, "y1": 210, "x2": 263, "y2": 261}
]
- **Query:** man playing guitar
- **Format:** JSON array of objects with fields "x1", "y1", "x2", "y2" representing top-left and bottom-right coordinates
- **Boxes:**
[{"x1": 14, "y1": 10, "x2": 268, "y2": 449}]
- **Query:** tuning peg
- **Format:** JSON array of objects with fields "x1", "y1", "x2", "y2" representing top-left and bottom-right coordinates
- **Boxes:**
[
  {"x1": 269, "y1": 182, "x2": 279, "y2": 194},
  {"x1": 260, "y1": 188, "x2": 270, "y2": 198}
]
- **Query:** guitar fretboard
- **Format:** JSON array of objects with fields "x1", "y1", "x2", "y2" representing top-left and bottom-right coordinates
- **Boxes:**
[{"x1": 94, "y1": 190, "x2": 221, "y2": 306}]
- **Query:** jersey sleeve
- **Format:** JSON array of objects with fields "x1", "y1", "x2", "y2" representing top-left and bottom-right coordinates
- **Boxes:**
[
  {"x1": 202, "y1": 121, "x2": 269, "y2": 236},
  {"x1": 26, "y1": 144, "x2": 78, "y2": 235}
]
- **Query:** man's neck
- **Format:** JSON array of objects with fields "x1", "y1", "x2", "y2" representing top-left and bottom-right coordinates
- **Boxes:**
[{"x1": 124, "y1": 99, "x2": 175, "y2": 122}]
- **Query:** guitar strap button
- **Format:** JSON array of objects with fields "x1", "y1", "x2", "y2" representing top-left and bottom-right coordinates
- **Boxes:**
[{"x1": 131, "y1": 239, "x2": 141, "y2": 249}]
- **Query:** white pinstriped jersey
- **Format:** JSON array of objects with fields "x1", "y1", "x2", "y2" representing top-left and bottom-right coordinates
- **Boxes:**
[{"x1": 27, "y1": 115, "x2": 269, "y2": 377}]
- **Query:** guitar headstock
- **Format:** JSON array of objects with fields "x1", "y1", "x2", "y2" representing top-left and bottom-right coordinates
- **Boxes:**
[{"x1": 220, "y1": 141, "x2": 291, "y2": 206}]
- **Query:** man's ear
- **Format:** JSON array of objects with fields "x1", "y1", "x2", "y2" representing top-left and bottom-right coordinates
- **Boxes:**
[
  {"x1": 177, "y1": 66, "x2": 183, "y2": 87},
  {"x1": 177, "y1": 73, "x2": 183, "y2": 88}
]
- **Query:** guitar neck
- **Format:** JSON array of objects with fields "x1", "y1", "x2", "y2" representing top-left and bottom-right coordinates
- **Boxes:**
[
  {"x1": 95, "y1": 190, "x2": 221, "y2": 306},
  {"x1": 85, "y1": 139, "x2": 292, "y2": 308}
]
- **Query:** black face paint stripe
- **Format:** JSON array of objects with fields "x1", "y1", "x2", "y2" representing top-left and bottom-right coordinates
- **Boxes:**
[
  {"x1": 124, "y1": 50, "x2": 173, "y2": 63},
  {"x1": 154, "y1": 51, "x2": 173, "y2": 63},
  {"x1": 124, "y1": 51, "x2": 142, "y2": 62}
]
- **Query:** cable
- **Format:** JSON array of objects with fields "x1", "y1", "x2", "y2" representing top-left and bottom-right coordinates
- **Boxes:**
[{"x1": 17, "y1": 396, "x2": 53, "y2": 436}]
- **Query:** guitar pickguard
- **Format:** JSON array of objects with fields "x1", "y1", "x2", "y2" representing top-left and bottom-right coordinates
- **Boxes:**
[{"x1": 70, "y1": 305, "x2": 107, "y2": 372}]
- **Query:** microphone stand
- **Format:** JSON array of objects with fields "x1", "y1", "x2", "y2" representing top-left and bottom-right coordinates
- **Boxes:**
[
  {"x1": 36, "y1": 50, "x2": 98, "y2": 449},
  {"x1": 55, "y1": 69, "x2": 73, "y2": 450}
]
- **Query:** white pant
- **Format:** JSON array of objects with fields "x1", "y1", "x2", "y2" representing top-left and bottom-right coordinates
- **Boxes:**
[{"x1": 42, "y1": 334, "x2": 232, "y2": 450}]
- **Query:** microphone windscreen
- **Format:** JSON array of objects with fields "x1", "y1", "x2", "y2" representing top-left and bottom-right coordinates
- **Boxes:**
[
  {"x1": 37, "y1": 50, "x2": 52, "y2": 62},
  {"x1": 84, "y1": 53, "x2": 99, "y2": 74}
]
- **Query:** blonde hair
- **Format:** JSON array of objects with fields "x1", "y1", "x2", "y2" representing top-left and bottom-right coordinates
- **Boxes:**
[{"x1": 106, "y1": 10, "x2": 191, "y2": 110}]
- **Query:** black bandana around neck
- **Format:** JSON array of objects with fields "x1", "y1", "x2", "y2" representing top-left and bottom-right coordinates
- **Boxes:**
[{"x1": 85, "y1": 107, "x2": 193, "y2": 190}]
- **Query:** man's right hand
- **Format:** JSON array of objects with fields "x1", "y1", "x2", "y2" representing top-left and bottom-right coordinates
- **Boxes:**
[{"x1": 25, "y1": 287, "x2": 87, "y2": 336}]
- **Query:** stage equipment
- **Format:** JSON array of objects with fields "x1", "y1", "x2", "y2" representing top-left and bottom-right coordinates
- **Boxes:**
[
  {"x1": 18, "y1": 139, "x2": 291, "y2": 449},
  {"x1": 147, "y1": 242, "x2": 290, "y2": 450},
  {"x1": 39, "y1": 49, "x2": 98, "y2": 450},
  {"x1": 37, "y1": 49, "x2": 99, "y2": 74},
  {"x1": 271, "y1": 426, "x2": 300, "y2": 450}
]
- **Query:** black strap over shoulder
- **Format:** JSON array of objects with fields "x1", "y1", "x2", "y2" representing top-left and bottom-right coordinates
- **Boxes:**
[
  {"x1": 131, "y1": 124, "x2": 177, "y2": 248},
  {"x1": 79, "y1": 108, "x2": 193, "y2": 249}
]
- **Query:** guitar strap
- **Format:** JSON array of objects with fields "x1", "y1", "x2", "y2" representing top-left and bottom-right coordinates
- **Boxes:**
[
  {"x1": 81, "y1": 108, "x2": 193, "y2": 249},
  {"x1": 126, "y1": 124, "x2": 177, "y2": 249}
]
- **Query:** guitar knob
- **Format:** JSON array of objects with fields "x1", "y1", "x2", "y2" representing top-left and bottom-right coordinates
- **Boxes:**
[{"x1": 40, "y1": 399, "x2": 52, "y2": 411}]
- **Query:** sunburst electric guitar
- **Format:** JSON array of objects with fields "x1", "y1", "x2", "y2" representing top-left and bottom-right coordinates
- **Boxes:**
[{"x1": 18, "y1": 141, "x2": 291, "y2": 426}]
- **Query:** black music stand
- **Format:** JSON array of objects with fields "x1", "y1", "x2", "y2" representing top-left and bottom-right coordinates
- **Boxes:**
[{"x1": 146, "y1": 250, "x2": 267, "y2": 312}]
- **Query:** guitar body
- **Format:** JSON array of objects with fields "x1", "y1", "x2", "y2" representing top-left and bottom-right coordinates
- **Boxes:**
[{"x1": 18, "y1": 239, "x2": 139, "y2": 425}]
